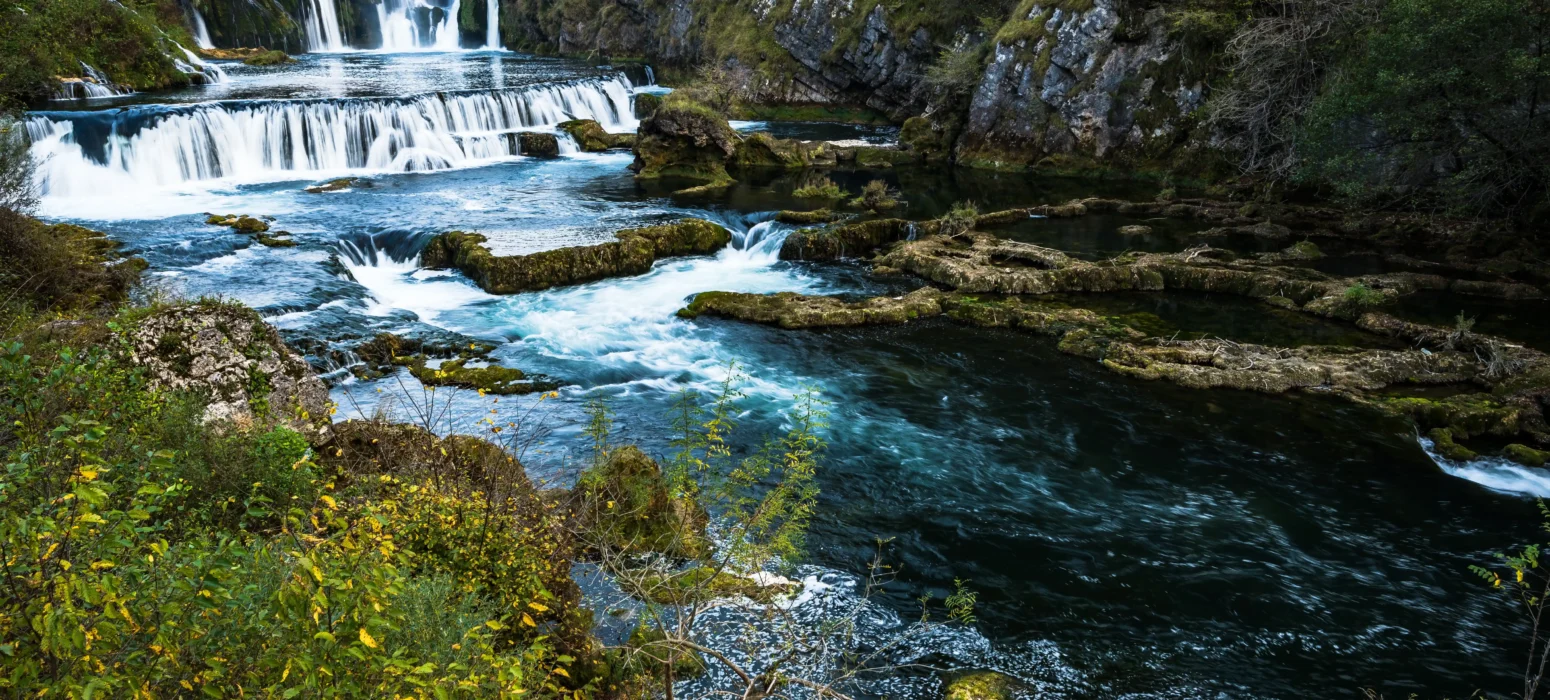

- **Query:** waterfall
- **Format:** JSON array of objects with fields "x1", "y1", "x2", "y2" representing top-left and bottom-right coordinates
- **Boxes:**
[
  {"x1": 377, "y1": 0, "x2": 464, "y2": 52},
  {"x1": 486, "y1": 0, "x2": 501, "y2": 50},
  {"x1": 27, "y1": 76, "x2": 639, "y2": 197},
  {"x1": 50, "y1": 63, "x2": 133, "y2": 101},
  {"x1": 304, "y1": 0, "x2": 346, "y2": 52},
  {"x1": 192, "y1": 6, "x2": 214, "y2": 49},
  {"x1": 176, "y1": 46, "x2": 228, "y2": 84}
]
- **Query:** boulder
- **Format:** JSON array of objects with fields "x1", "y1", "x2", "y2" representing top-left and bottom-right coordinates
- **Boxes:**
[
  {"x1": 634, "y1": 92, "x2": 663, "y2": 120},
  {"x1": 630, "y1": 96, "x2": 739, "y2": 183},
  {"x1": 127, "y1": 302, "x2": 330, "y2": 442},
  {"x1": 518, "y1": 131, "x2": 561, "y2": 157},
  {"x1": 574, "y1": 446, "x2": 707, "y2": 558},
  {"x1": 557, "y1": 119, "x2": 632, "y2": 152}
]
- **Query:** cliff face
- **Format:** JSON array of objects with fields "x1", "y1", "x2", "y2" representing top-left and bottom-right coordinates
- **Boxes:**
[{"x1": 501, "y1": 0, "x2": 1223, "y2": 173}]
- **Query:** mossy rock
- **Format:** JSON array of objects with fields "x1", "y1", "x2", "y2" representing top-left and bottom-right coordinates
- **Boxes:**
[
  {"x1": 1505, "y1": 444, "x2": 1550, "y2": 468},
  {"x1": 557, "y1": 119, "x2": 631, "y2": 152},
  {"x1": 421, "y1": 219, "x2": 730, "y2": 294},
  {"x1": 943, "y1": 671, "x2": 1021, "y2": 700},
  {"x1": 243, "y1": 50, "x2": 296, "y2": 66},
  {"x1": 730, "y1": 132, "x2": 832, "y2": 170},
  {"x1": 206, "y1": 214, "x2": 270, "y2": 233},
  {"x1": 852, "y1": 146, "x2": 918, "y2": 168},
  {"x1": 775, "y1": 209, "x2": 838, "y2": 225},
  {"x1": 1379, "y1": 394, "x2": 1524, "y2": 440},
  {"x1": 1285, "y1": 240, "x2": 1325, "y2": 260},
  {"x1": 678, "y1": 288, "x2": 944, "y2": 329},
  {"x1": 900, "y1": 114, "x2": 957, "y2": 163},
  {"x1": 634, "y1": 92, "x2": 663, "y2": 120},
  {"x1": 255, "y1": 234, "x2": 295, "y2": 248},
  {"x1": 517, "y1": 132, "x2": 561, "y2": 158},
  {"x1": 778, "y1": 219, "x2": 921, "y2": 261},
  {"x1": 1426, "y1": 428, "x2": 1478, "y2": 461},
  {"x1": 322, "y1": 420, "x2": 532, "y2": 491},
  {"x1": 304, "y1": 178, "x2": 358, "y2": 193},
  {"x1": 575, "y1": 446, "x2": 707, "y2": 558},
  {"x1": 408, "y1": 357, "x2": 560, "y2": 395},
  {"x1": 630, "y1": 95, "x2": 739, "y2": 184}
]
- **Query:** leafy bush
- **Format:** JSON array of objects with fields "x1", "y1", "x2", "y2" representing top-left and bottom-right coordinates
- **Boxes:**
[
  {"x1": 1300, "y1": 0, "x2": 1550, "y2": 220},
  {"x1": 852, "y1": 179, "x2": 900, "y2": 212},
  {"x1": 0, "y1": 0, "x2": 194, "y2": 108},
  {"x1": 939, "y1": 201, "x2": 981, "y2": 237}
]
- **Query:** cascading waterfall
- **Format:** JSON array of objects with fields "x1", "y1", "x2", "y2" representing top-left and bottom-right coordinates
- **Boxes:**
[
  {"x1": 51, "y1": 63, "x2": 133, "y2": 101},
  {"x1": 192, "y1": 7, "x2": 215, "y2": 49},
  {"x1": 176, "y1": 46, "x2": 228, "y2": 84},
  {"x1": 304, "y1": 0, "x2": 346, "y2": 52},
  {"x1": 27, "y1": 76, "x2": 638, "y2": 197},
  {"x1": 376, "y1": 0, "x2": 464, "y2": 52},
  {"x1": 486, "y1": 0, "x2": 501, "y2": 50}
]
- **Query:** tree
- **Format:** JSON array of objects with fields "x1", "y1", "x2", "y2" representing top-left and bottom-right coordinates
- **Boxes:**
[{"x1": 1300, "y1": 0, "x2": 1550, "y2": 220}]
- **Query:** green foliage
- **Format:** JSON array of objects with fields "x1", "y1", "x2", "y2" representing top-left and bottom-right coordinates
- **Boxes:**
[
  {"x1": 0, "y1": 325, "x2": 582, "y2": 695},
  {"x1": 0, "y1": 0, "x2": 195, "y2": 108},
  {"x1": 1473, "y1": 500, "x2": 1550, "y2": 699},
  {"x1": 793, "y1": 177, "x2": 846, "y2": 200},
  {"x1": 1341, "y1": 283, "x2": 1386, "y2": 308},
  {"x1": 939, "y1": 200, "x2": 981, "y2": 238},
  {"x1": 853, "y1": 179, "x2": 901, "y2": 212},
  {"x1": 1301, "y1": 0, "x2": 1550, "y2": 220},
  {"x1": 946, "y1": 579, "x2": 979, "y2": 625}
]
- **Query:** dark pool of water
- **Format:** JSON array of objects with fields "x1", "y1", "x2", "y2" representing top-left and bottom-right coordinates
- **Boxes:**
[
  {"x1": 1392, "y1": 291, "x2": 1550, "y2": 353},
  {"x1": 1042, "y1": 291, "x2": 1407, "y2": 349}
]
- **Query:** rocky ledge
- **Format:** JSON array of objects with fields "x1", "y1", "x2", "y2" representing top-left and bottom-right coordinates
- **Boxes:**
[
  {"x1": 127, "y1": 301, "x2": 331, "y2": 442},
  {"x1": 421, "y1": 219, "x2": 732, "y2": 294},
  {"x1": 557, "y1": 120, "x2": 635, "y2": 152}
]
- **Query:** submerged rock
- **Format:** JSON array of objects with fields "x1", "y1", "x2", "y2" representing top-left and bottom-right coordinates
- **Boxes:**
[
  {"x1": 127, "y1": 301, "x2": 331, "y2": 442},
  {"x1": 422, "y1": 219, "x2": 731, "y2": 294},
  {"x1": 518, "y1": 131, "x2": 561, "y2": 157},
  {"x1": 1117, "y1": 224, "x2": 1153, "y2": 236},
  {"x1": 305, "y1": 178, "x2": 359, "y2": 193},
  {"x1": 943, "y1": 671, "x2": 1021, "y2": 700}
]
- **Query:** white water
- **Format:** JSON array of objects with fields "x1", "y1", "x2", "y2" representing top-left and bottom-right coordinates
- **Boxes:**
[
  {"x1": 376, "y1": 0, "x2": 463, "y2": 52},
  {"x1": 337, "y1": 217, "x2": 821, "y2": 396},
  {"x1": 27, "y1": 76, "x2": 637, "y2": 198},
  {"x1": 192, "y1": 7, "x2": 215, "y2": 49},
  {"x1": 176, "y1": 46, "x2": 228, "y2": 84},
  {"x1": 305, "y1": 0, "x2": 347, "y2": 53},
  {"x1": 50, "y1": 63, "x2": 132, "y2": 101},
  {"x1": 486, "y1": 0, "x2": 501, "y2": 50},
  {"x1": 1422, "y1": 437, "x2": 1550, "y2": 497}
]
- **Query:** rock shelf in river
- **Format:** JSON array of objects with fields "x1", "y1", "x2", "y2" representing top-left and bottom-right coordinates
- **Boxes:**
[{"x1": 421, "y1": 219, "x2": 732, "y2": 294}]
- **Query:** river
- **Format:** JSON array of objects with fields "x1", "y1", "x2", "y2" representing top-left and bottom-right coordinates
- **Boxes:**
[{"x1": 25, "y1": 50, "x2": 1543, "y2": 698}]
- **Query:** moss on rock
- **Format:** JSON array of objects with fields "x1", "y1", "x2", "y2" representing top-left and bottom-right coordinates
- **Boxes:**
[
  {"x1": 1426, "y1": 428, "x2": 1478, "y2": 461},
  {"x1": 574, "y1": 446, "x2": 707, "y2": 558},
  {"x1": 243, "y1": 49, "x2": 296, "y2": 66},
  {"x1": 943, "y1": 671, "x2": 1018, "y2": 700},
  {"x1": 421, "y1": 219, "x2": 731, "y2": 294},
  {"x1": 206, "y1": 214, "x2": 271, "y2": 233},
  {"x1": 557, "y1": 119, "x2": 633, "y2": 152},
  {"x1": 679, "y1": 288, "x2": 945, "y2": 328},
  {"x1": 775, "y1": 209, "x2": 839, "y2": 225},
  {"x1": 630, "y1": 95, "x2": 740, "y2": 184},
  {"x1": 1505, "y1": 443, "x2": 1550, "y2": 468},
  {"x1": 518, "y1": 131, "x2": 561, "y2": 157}
]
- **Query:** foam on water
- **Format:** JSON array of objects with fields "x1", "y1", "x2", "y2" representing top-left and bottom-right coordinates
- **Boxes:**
[{"x1": 1422, "y1": 437, "x2": 1550, "y2": 497}]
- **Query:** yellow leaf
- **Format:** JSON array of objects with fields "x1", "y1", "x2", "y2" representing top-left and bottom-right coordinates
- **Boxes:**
[
  {"x1": 553, "y1": 667, "x2": 570, "y2": 679},
  {"x1": 1520, "y1": 570, "x2": 1526, "y2": 583},
  {"x1": 78, "y1": 469, "x2": 98, "y2": 482},
  {"x1": 521, "y1": 613, "x2": 537, "y2": 627},
  {"x1": 320, "y1": 495, "x2": 337, "y2": 510},
  {"x1": 359, "y1": 627, "x2": 378, "y2": 649},
  {"x1": 527, "y1": 602, "x2": 549, "y2": 612}
]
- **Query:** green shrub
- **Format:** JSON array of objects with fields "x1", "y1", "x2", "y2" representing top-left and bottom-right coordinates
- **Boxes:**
[
  {"x1": 852, "y1": 179, "x2": 900, "y2": 212},
  {"x1": 1341, "y1": 283, "x2": 1387, "y2": 308},
  {"x1": 939, "y1": 201, "x2": 981, "y2": 237}
]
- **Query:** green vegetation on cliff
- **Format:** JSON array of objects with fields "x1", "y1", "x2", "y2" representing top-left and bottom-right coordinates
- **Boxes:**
[{"x1": 0, "y1": 0, "x2": 198, "y2": 107}]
